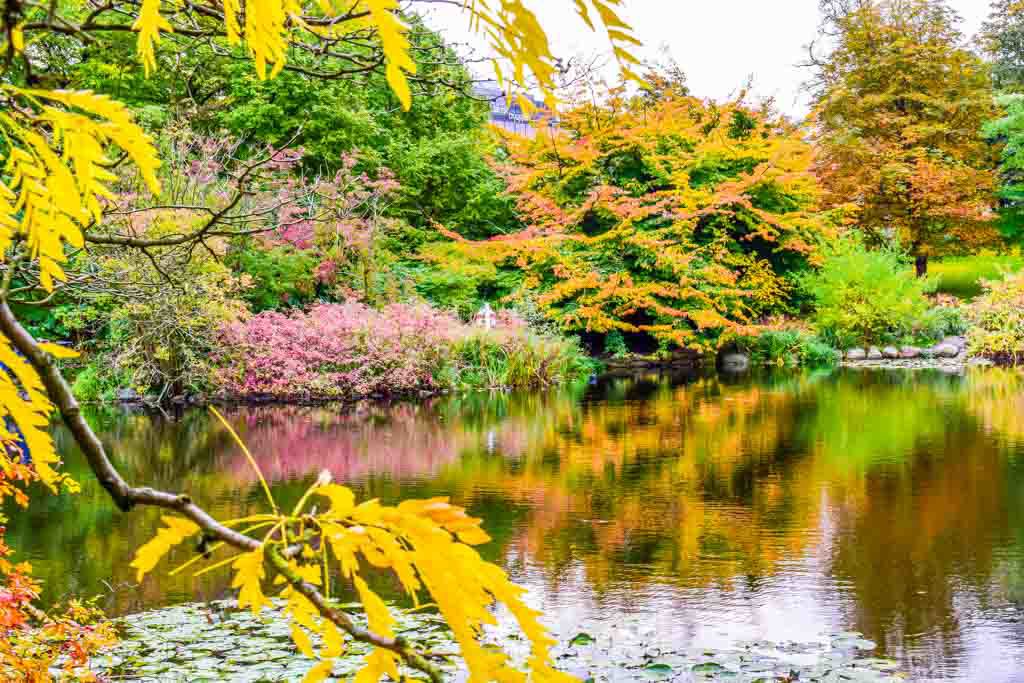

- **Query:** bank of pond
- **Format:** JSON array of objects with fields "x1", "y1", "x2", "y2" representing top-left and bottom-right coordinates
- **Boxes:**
[{"x1": 13, "y1": 366, "x2": 1024, "y2": 681}]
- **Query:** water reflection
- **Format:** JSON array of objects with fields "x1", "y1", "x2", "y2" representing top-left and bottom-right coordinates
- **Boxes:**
[{"x1": 6, "y1": 368, "x2": 1024, "y2": 681}]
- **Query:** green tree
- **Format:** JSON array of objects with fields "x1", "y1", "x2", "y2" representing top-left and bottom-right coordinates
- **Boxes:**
[
  {"x1": 984, "y1": 94, "x2": 1024, "y2": 242},
  {"x1": 66, "y1": 20, "x2": 522, "y2": 241},
  {"x1": 981, "y1": 0, "x2": 1024, "y2": 92}
]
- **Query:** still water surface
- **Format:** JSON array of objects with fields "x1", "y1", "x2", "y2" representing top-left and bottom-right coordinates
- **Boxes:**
[{"x1": 8, "y1": 368, "x2": 1024, "y2": 681}]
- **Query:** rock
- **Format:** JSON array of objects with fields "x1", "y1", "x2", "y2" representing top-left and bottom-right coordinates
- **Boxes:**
[
  {"x1": 116, "y1": 388, "x2": 140, "y2": 402},
  {"x1": 882, "y1": 346, "x2": 900, "y2": 359},
  {"x1": 900, "y1": 346, "x2": 922, "y2": 359},
  {"x1": 942, "y1": 336, "x2": 967, "y2": 351},
  {"x1": 867, "y1": 346, "x2": 883, "y2": 360},
  {"x1": 719, "y1": 352, "x2": 750, "y2": 372},
  {"x1": 846, "y1": 348, "x2": 867, "y2": 361},
  {"x1": 931, "y1": 343, "x2": 959, "y2": 358}
]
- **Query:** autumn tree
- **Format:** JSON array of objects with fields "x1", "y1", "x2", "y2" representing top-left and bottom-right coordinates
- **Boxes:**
[
  {"x1": 438, "y1": 82, "x2": 831, "y2": 353},
  {"x1": 809, "y1": 0, "x2": 1000, "y2": 276},
  {"x1": 0, "y1": 0, "x2": 642, "y2": 679}
]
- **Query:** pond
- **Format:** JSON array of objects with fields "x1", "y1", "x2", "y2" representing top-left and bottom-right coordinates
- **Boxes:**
[{"x1": 7, "y1": 367, "x2": 1024, "y2": 681}]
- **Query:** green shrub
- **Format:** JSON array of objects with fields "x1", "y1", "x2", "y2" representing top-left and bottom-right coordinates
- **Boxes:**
[
  {"x1": 227, "y1": 245, "x2": 319, "y2": 312},
  {"x1": 603, "y1": 330, "x2": 629, "y2": 358},
  {"x1": 966, "y1": 272, "x2": 1024, "y2": 363},
  {"x1": 801, "y1": 236, "x2": 934, "y2": 347},
  {"x1": 916, "y1": 304, "x2": 969, "y2": 342},
  {"x1": 800, "y1": 337, "x2": 840, "y2": 366},
  {"x1": 71, "y1": 363, "x2": 116, "y2": 402},
  {"x1": 739, "y1": 329, "x2": 838, "y2": 367}
]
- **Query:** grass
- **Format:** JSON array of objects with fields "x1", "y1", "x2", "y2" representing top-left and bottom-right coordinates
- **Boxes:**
[
  {"x1": 449, "y1": 330, "x2": 596, "y2": 390},
  {"x1": 931, "y1": 251, "x2": 1024, "y2": 300}
]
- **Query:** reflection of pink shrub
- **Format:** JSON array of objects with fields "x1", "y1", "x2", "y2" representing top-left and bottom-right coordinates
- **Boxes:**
[{"x1": 216, "y1": 302, "x2": 462, "y2": 399}]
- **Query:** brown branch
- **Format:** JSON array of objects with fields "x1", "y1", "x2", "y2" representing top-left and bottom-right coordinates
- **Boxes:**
[
  {"x1": 0, "y1": 297, "x2": 445, "y2": 682},
  {"x1": 87, "y1": 129, "x2": 303, "y2": 248},
  {"x1": 267, "y1": 546, "x2": 444, "y2": 683}
]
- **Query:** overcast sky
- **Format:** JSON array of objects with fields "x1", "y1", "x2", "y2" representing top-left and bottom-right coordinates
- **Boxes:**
[{"x1": 422, "y1": 0, "x2": 992, "y2": 118}]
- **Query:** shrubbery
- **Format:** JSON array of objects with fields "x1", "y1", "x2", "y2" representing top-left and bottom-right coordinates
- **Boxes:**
[
  {"x1": 70, "y1": 213, "x2": 251, "y2": 401},
  {"x1": 801, "y1": 237, "x2": 936, "y2": 347},
  {"x1": 443, "y1": 88, "x2": 833, "y2": 353},
  {"x1": 737, "y1": 329, "x2": 838, "y2": 367},
  {"x1": 215, "y1": 302, "x2": 592, "y2": 399},
  {"x1": 966, "y1": 272, "x2": 1024, "y2": 363}
]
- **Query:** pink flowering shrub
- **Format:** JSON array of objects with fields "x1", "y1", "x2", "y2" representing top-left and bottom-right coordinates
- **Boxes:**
[{"x1": 214, "y1": 303, "x2": 592, "y2": 399}]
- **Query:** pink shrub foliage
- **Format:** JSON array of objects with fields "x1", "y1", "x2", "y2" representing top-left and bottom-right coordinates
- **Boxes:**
[
  {"x1": 214, "y1": 303, "x2": 590, "y2": 399},
  {"x1": 216, "y1": 302, "x2": 463, "y2": 399}
]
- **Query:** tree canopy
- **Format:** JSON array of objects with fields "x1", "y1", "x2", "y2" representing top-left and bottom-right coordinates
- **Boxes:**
[
  {"x1": 810, "y1": 0, "x2": 1000, "y2": 275},
  {"x1": 437, "y1": 85, "x2": 831, "y2": 352}
]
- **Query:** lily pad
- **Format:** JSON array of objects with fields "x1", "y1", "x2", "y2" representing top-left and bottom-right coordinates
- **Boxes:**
[{"x1": 569, "y1": 632, "x2": 597, "y2": 647}]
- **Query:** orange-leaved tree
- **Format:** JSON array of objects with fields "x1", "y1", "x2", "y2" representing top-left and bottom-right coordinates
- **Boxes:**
[
  {"x1": 438, "y1": 81, "x2": 832, "y2": 353},
  {"x1": 809, "y1": 0, "x2": 1000, "y2": 276},
  {"x1": 0, "y1": 0, "x2": 642, "y2": 680}
]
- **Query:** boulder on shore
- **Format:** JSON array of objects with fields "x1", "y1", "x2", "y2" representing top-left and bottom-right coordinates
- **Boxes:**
[
  {"x1": 867, "y1": 346, "x2": 883, "y2": 360},
  {"x1": 900, "y1": 346, "x2": 922, "y2": 359},
  {"x1": 931, "y1": 343, "x2": 960, "y2": 359},
  {"x1": 116, "y1": 388, "x2": 141, "y2": 402},
  {"x1": 882, "y1": 346, "x2": 900, "y2": 359},
  {"x1": 942, "y1": 336, "x2": 967, "y2": 351},
  {"x1": 846, "y1": 348, "x2": 867, "y2": 361},
  {"x1": 720, "y1": 352, "x2": 750, "y2": 372}
]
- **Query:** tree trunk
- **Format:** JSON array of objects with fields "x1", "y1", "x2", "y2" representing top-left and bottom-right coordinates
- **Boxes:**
[{"x1": 915, "y1": 253, "x2": 928, "y2": 278}]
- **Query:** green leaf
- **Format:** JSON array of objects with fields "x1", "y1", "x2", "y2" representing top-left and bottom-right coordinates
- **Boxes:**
[{"x1": 569, "y1": 632, "x2": 596, "y2": 647}]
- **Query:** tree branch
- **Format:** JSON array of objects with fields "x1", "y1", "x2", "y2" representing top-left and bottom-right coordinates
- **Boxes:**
[{"x1": 0, "y1": 297, "x2": 445, "y2": 682}]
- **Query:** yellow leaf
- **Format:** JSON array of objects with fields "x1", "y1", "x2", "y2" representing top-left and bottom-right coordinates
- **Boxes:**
[
  {"x1": 363, "y1": 0, "x2": 416, "y2": 110},
  {"x1": 131, "y1": 0, "x2": 174, "y2": 75},
  {"x1": 231, "y1": 548, "x2": 270, "y2": 615},
  {"x1": 322, "y1": 621, "x2": 345, "y2": 658},
  {"x1": 456, "y1": 526, "x2": 492, "y2": 546},
  {"x1": 129, "y1": 516, "x2": 200, "y2": 582},
  {"x1": 353, "y1": 576, "x2": 393, "y2": 637},
  {"x1": 38, "y1": 342, "x2": 79, "y2": 359},
  {"x1": 292, "y1": 624, "x2": 315, "y2": 659},
  {"x1": 301, "y1": 660, "x2": 335, "y2": 683},
  {"x1": 317, "y1": 484, "x2": 355, "y2": 519}
]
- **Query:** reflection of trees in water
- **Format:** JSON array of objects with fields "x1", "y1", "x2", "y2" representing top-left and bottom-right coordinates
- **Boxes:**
[
  {"x1": 781, "y1": 370, "x2": 1023, "y2": 677},
  {"x1": 220, "y1": 403, "x2": 466, "y2": 483},
  {"x1": 13, "y1": 367, "x2": 1024, "y2": 663},
  {"x1": 426, "y1": 373, "x2": 825, "y2": 593}
]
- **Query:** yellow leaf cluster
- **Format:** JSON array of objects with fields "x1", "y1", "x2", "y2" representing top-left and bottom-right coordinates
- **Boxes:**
[
  {"x1": 126, "y1": 0, "x2": 638, "y2": 110},
  {"x1": 0, "y1": 335, "x2": 73, "y2": 493},
  {"x1": 0, "y1": 86, "x2": 161, "y2": 290},
  {"x1": 134, "y1": 473, "x2": 577, "y2": 681},
  {"x1": 129, "y1": 516, "x2": 201, "y2": 581}
]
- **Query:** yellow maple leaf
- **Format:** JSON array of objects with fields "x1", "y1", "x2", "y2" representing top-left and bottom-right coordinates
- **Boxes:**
[{"x1": 129, "y1": 516, "x2": 200, "y2": 581}]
